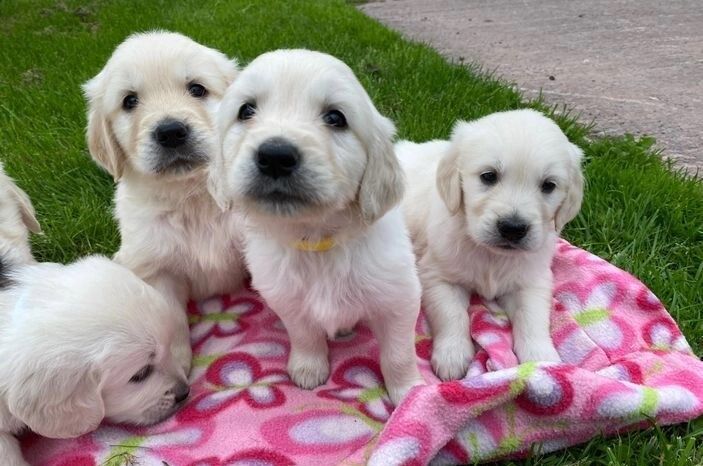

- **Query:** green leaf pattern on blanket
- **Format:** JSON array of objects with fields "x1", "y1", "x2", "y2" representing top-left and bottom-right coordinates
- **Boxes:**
[
  {"x1": 22, "y1": 242, "x2": 703, "y2": 466},
  {"x1": 509, "y1": 362, "x2": 537, "y2": 397},
  {"x1": 103, "y1": 435, "x2": 144, "y2": 466}
]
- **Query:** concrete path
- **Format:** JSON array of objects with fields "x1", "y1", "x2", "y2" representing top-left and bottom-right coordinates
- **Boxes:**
[{"x1": 360, "y1": 0, "x2": 703, "y2": 171}]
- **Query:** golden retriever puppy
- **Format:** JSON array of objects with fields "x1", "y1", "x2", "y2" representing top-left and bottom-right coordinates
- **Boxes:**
[
  {"x1": 0, "y1": 165, "x2": 188, "y2": 466},
  {"x1": 398, "y1": 109, "x2": 584, "y2": 380},
  {"x1": 0, "y1": 162, "x2": 40, "y2": 268},
  {"x1": 209, "y1": 50, "x2": 424, "y2": 405},
  {"x1": 83, "y1": 32, "x2": 247, "y2": 371}
]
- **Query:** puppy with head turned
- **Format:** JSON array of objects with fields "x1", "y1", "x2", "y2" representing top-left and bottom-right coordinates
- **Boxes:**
[
  {"x1": 398, "y1": 109, "x2": 584, "y2": 380},
  {"x1": 0, "y1": 163, "x2": 189, "y2": 466},
  {"x1": 210, "y1": 49, "x2": 424, "y2": 405},
  {"x1": 82, "y1": 31, "x2": 248, "y2": 373}
]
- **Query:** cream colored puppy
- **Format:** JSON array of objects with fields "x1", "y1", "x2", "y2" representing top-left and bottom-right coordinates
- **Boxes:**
[
  {"x1": 0, "y1": 163, "x2": 40, "y2": 269},
  {"x1": 0, "y1": 166, "x2": 189, "y2": 466},
  {"x1": 398, "y1": 109, "x2": 584, "y2": 380},
  {"x1": 83, "y1": 32, "x2": 248, "y2": 371},
  {"x1": 210, "y1": 50, "x2": 424, "y2": 405},
  {"x1": 0, "y1": 257, "x2": 190, "y2": 466}
]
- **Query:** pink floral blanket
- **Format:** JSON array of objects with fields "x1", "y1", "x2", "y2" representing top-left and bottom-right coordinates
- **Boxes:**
[{"x1": 22, "y1": 241, "x2": 703, "y2": 465}]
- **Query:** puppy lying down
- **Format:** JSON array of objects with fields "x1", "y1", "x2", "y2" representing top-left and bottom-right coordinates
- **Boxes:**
[
  {"x1": 398, "y1": 109, "x2": 585, "y2": 380},
  {"x1": 0, "y1": 166, "x2": 189, "y2": 466},
  {"x1": 210, "y1": 49, "x2": 425, "y2": 405}
]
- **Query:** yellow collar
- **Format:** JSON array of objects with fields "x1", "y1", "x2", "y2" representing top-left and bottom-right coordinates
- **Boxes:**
[{"x1": 291, "y1": 236, "x2": 336, "y2": 252}]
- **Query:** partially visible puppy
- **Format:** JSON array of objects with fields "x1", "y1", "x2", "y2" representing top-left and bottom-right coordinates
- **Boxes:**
[
  {"x1": 0, "y1": 163, "x2": 40, "y2": 269},
  {"x1": 398, "y1": 109, "x2": 584, "y2": 380},
  {"x1": 210, "y1": 49, "x2": 424, "y2": 405},
  {"x1": 0, "y1": 168, "x2": 189, "y2": 466},
  {"x1": 83, "y1": 31, "x2": 247, "y2": 371}
]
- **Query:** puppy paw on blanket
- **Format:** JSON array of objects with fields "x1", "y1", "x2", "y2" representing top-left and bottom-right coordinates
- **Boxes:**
[{"x1": 22, "y1": 241, "x2": 703, "y2": 466}]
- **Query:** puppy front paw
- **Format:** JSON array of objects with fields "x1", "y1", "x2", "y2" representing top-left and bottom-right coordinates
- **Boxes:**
[
  {"x1": 431, "y1": 335, "x2": 474, "y2": 381},
  {"x1": 386, "y1": 377, "x2": 425, "y2": 406},
  {"x1": 287, "y1": 352, "x2": 330, "y2": 390},
  {"x1": 515, "y1": 341, "x2": 561, "y2": 363}
]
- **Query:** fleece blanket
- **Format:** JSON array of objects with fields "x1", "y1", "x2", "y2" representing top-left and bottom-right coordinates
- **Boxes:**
[{"x1": 22, "y1": 240, "x2": 703, "y2": 465}]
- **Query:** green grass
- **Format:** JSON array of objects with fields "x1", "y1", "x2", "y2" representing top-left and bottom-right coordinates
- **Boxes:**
[{"x1": 1, "y1": 0, "x2": 702, "y2": 464}]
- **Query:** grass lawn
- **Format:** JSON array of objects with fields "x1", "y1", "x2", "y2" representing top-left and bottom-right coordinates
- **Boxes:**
[{"x1": 1, "y1": 0, "x2": 701, "y2": 464}]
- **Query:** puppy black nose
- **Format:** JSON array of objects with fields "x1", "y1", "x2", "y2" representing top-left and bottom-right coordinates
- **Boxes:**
[
  {"x1": 256, "y1": 138, "x2": 300, "y2": 179},
  {"x1": 497, "y1": 217, "x2": 530, "y2": 242},
  {"x1": 172, "y1": 381, "x2": 190, "y2": 404},
  {"x1": 154, "y1": 119, "x2": 190, "y2": 148}
]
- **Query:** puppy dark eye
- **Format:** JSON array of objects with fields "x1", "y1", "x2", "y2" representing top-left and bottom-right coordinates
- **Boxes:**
[
  {"x1": 480, "y1": 170, "x2": 498, "y2": 186},
  {"x1": 129, "y1": 364, "x2": 154, "y2": 383},
  {"x1": 188, "y1": 83, "x2": 207, "y2": 98},
  {"x1": 322, "y1": 109, "x2": 347, "y2": 129},
  {"x1": 238, "y1": 102, "x2": 256, "y2": 121},
  {"x1": 541, "y1": 180, "x2": 557, "y2": 194},
  {"x1": 122, "y1": 94, "x2": 138, "y2": 111}
]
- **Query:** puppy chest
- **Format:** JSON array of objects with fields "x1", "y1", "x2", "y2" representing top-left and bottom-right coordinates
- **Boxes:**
[
  {"x1": 160, "y1": 213, "x2": 242, "y2": 273},
  {"x1": 250, "y1": 255, "x2": 368, "y2": 332},
  {"x1": 451, "y1": 259, "x2": 523, "y2": 301},
  {"x1": 188, "y1": 226, "x2": 239, "y2": 270}
]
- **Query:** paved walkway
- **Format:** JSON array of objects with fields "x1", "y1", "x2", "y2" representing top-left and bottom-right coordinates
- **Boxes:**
[{"x1": 360, "y1": 0, "x2": 703, "y2": 170}]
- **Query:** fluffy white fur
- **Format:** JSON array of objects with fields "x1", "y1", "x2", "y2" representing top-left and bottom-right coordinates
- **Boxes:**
[
  {"x1": 398, "y1": 109, "x2": 584, "y2": 380},
  {"x1": 82, "y1": 31, "x2": 248, "y2": 372},
  {"x1": 0, "y1": 163, "x2": 40, "y2": 268},
  {"x1": 210, "y1": 49, "x2": 424, "y2": 405},
  {"x1": 0, "y1": 166, "x2": 189, "y2": 466}
]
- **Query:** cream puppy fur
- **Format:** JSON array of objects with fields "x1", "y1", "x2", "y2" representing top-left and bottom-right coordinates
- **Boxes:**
[
  {"x1": 83, "y1": 31, "x2": 247, "y2": 371},
  {"x1": 210, "y1": 49, "x2": 424, "y2": 405},
  {"x1": 0, "y1": 163, "x2": 40, "y2": 269},
  {"x1": 0, "y1": 167, "x2": 189, "y2": 466},
  {"x1": 398, "y1": 109, "x2": 584, "y2": 380}
]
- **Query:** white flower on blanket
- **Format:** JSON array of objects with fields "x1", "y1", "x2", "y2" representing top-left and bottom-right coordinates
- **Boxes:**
[
  {"x1": 641, "y1": 317, "x2": 691, "y2": 353},
  {"x1": 188, "y1": 295, "x2": 263, "y2": 346},
  {"x1": 178, "y1": 352, "x2": 289, "y2": 421},
  {"x1": 592, "y1": 383, "x2": 698, "y2": 420},
  {"x1": 318, "y1": 357, "x2": 394, "y2": 422},
  {"x1": 93, "y1": 425, "x2": 205, "y2": 466},
  {"x1": 261, "y1": 409, "x2": 379, "y2": 455},
  {"x1": 556, "y1": 280, "x2": 635, "y2": 357}
]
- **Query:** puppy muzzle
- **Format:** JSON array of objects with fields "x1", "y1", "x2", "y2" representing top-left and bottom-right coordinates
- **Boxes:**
[
  {"x1": 169, "y1": 380, "x2": 190, "y2": 405},
  {"x1": 142, "y1": 116, "x2": 210, "y2": 175},
  {"x1": 255, "y1": 137, "x2": 301, "y2": 179},
  {"x1": 485, "y1": 214, "x2": 537, "y2": 251},
  {"x1": 242, "y1": 137, "x2": 323, "y2": 215}
]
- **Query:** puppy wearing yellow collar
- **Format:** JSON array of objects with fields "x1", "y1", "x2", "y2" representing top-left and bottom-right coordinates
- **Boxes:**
[{"x1": 209, "y1": 50, "x2": 425, "y2": 405}]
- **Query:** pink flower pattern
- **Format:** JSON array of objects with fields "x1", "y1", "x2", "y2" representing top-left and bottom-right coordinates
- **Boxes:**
[
  {"x1": 179, "y1": 352, "x2": 289, "y2": 421},
  {"x1": 21, "y1": 240, "x2": 703, "y2": 466},
  {"x1": 319, "y1": 357, "x2": 394, "y2": 422},
  {"x1": 188, "y1": 295, "x2": 263, "y2": 348}
]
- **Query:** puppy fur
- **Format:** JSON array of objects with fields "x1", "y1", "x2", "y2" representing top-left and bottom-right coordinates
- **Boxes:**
[
  {"x1": 0, "y1": 166, "x2": 188, "y2": 466},
  {"x1": 83, "y1": 31, "x2": 248, "y2": 371},
  {"x1": 0, "y1": 163, "x2": 40, "y2": 270},
  {"x1": 210, "y1": 49, "x2": 424, "y2": 405},
  {"x1": 398, "y1": 109, "x2": 584, "y2": 380}
]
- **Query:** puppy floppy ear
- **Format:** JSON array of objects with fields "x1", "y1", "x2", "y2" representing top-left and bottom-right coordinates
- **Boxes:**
[
  {"x1": 83, "y1": 74, "x2": 126, "y2": 181},
  {"x1": 555, "y1": 142, "x2": 585, "y2": 232},
  {"x1": 207, "y1": 157, "x2": 232, "y2": 212},
  {"x1": 219, "y1": 57, "x2": 239, "y2": 87},
  {"x1": 7, "y1": 180, "x2": 41, "y2": 233},
  {"x1": 7, "y1": 357, "x2": 104, "y2": 438},
  {"x1": 358, "y1": 112, "x2": 404, "y2": 224},
  {"x1": 436, "y1": 144, "x2": 463, "y2": 215}
]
